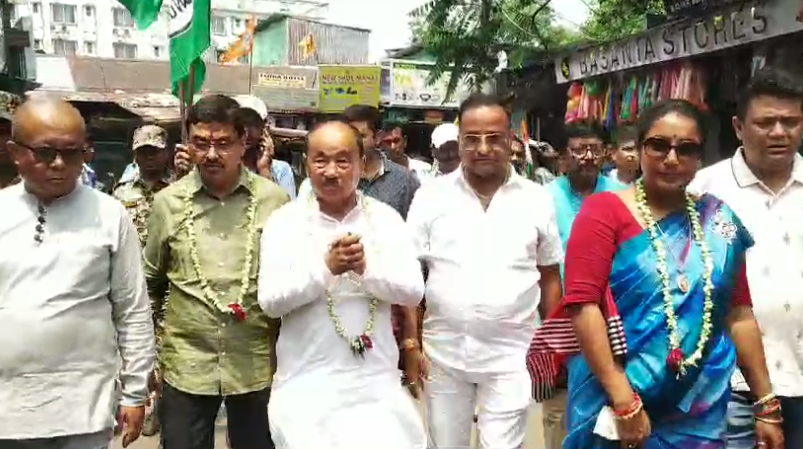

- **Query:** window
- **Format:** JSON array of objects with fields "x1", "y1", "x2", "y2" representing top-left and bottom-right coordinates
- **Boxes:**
[
  {"x1": 84, "y1": 41, "x2": 95, "y2": 55},
  {"x1": 32, "y1": 3, "x2": 40, "y2": 14},
  {"x1": 34, "y1": 39, "x2": 42, "y2": 50},
  {"x1": 238, "y1": 54, "x2": 249, "y2": 65},
  {"x1": 113, "y1": 42, "x2": 137, "y2": 59},
  {"x1": 84, "y1": 5, "x2": 94, "y2": 17},
  {"x1": 232, "y1": 18, "x2": 242, "y2": 29},
  {"x1": 52, "y1": 39, "x2": 77, "y2": 56},
  {"x1": 212, "y1": 16, "x2": 226, "y2": 35},
  {"x1": 153, "y1": 46, "x2": 163, "y2": 58},
  {"x1": 50, "y1": 4, "x2": 77, "y2": 24},
  {"x1": 113, "y1": 7, "x2": 134, "y2": 27},
  {"x1": 215, "y1": 49, "x2": 225, "y2": 62}
]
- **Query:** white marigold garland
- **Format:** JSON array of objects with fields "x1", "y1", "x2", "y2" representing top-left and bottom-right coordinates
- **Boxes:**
[
  {"x1": 309, "y1": 191, "x2": 379, "y2": 356},
  {"x1": 635, "y1": 180, "x2": 715, "y2": 376},
  {"x1": 183, "y1": 174, "x2": 259, "y2": 321}
]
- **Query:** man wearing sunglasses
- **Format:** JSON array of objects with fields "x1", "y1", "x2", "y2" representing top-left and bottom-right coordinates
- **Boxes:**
[
  {"x1": 541, "y1": 124, "x2": 627, "y2": 449},
  {"x1": 0, "y1": 99, "x2": 155, "y2": 449}
]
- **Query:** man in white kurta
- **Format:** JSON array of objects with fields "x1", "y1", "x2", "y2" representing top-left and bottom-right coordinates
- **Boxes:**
[
  {"x1": 258, "y1": 120, "x2": 426, "y2": 449},
  {"x1": 0, "y1": 100, "x2": 155, "y2": 449},
  {"x1": 407, "y1": 94, "x2": 564, "y2": 449}
]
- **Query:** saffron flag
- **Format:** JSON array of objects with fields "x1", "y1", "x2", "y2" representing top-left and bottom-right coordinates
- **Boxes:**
[
  {"x1": 220, "y1": 16, "x2": 256, "y2": 64},
  {"x1": 167, "y1": 0, "x2": 211, "y2": 101},
  {"x1": 521, "y1": 117, "x2": 534, "y2": 179},
  {"x1": 298, "y1": 33, "x2": 317, "y2": 60}
]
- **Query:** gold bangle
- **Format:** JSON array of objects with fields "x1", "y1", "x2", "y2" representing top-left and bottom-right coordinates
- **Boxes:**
[
  {"x1": 755, "y1": 416, "x2": 783, "y2": 425},
  {"x1": 400, "y1": 338, "x2": 419, "y2": 351}
]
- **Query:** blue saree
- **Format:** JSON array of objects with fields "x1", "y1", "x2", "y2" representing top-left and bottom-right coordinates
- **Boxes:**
[{"x1": 563, "y1": 195, "x2": 753, "y2": 449}]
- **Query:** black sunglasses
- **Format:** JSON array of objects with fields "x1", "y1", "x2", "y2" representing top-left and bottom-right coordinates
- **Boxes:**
[
  {"x1": 16, "y1": 142, "x2": 86, "y2": 165},
  {"x1": 643, "y1": 137, "x2": 703, "y2": 160}
]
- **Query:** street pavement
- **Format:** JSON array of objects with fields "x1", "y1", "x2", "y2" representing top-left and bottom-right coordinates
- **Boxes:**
[{"x1": 112, "y1": 402, "x2": 546, "y2": 449}]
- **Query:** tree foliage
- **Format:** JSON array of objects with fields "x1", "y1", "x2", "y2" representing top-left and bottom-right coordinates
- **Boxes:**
[
  {"x1": 410, "y1": 0, "x2": 662, "y2": 101},
  {"x1": 409, "y1": 0, "x2": 578, "y2": 101},
  {"x1": 582, "y1": 0, "x2": 664, "y2": 43}
]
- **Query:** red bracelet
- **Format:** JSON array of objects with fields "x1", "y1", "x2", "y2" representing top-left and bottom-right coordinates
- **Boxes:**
[{"x1": 613, "y1": 393, "x2": 643, "y2": 418}]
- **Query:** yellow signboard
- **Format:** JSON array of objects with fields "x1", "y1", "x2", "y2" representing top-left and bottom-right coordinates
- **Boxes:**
[{"x1": 319, "y1": 65, "x2": 381, "y2": 113}]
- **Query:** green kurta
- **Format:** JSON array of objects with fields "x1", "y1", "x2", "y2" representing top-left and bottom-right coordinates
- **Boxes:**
[{"x1": 144, "y1": 168, "x2": 289, "y2": 396}]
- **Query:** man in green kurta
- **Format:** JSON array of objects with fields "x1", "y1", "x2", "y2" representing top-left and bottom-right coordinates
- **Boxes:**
[{"x1": 143, "y1": 95, "x2": 289, "y2": 449}]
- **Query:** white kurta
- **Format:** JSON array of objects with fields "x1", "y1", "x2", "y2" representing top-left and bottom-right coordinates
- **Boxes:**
[
  {"x1": 257, "y1": 194, "x2": 427, "y2": 449},
  {"x1": 0, "y1": 184, "x2": 155, "y2": 441}
]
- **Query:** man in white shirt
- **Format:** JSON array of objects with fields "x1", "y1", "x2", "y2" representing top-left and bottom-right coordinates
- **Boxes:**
[
  {"x1": 0, "y1": 99, "x2": 155, "y2": 448},
  {"x1": 407, "y1": 93, "x2": 564, "y2": 449},
  {"x1": 257, "y1": 119, "x2": 427, "y2": 449},
  {"x1": 688, "y1": 67, "x2": 803, "y2": 449}
]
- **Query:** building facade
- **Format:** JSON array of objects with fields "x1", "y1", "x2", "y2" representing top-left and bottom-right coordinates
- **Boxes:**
[{"x1": 8, "y1": 0, "x2": 328, "y2": 62}]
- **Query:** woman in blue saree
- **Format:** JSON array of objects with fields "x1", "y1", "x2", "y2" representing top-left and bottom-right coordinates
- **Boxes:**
[{"x1": 528, "y1": 100, "x2": 784, "y2": 449}]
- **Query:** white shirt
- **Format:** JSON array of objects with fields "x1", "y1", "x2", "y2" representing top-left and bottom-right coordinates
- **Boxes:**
[
  {"x1": 0, "y1": 184, "x2": 155, "y2": 439},
  {"x1": 407, "y1": 171, "x2": 564, "y2": 374},
  {"x1": 409, "y1": 158, "x2": 432, "y2": 179},
  {"x1": 689, "y1": 149, "x2": 803, "y2": 397},
  {"x1": 257, "y1": 194, "x2": 426, "y2": 449}
]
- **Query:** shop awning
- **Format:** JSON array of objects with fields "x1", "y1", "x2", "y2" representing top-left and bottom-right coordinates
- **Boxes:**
[{"x1": 27, "y1": 90, "x2": 181, "y2": 122}]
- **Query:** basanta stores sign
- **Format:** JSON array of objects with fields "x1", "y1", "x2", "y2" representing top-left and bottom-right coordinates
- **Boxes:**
[{"x1": 554, "y1": 0, "x2": 803, "y2": 83}]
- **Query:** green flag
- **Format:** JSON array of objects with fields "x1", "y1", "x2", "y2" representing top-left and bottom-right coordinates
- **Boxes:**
[
  {"x1": 117, "y1": 0, "x2": 162, "y2": 29},
  {"x1": 167, "y1": 0, "x2": 210, "y2": 102}
]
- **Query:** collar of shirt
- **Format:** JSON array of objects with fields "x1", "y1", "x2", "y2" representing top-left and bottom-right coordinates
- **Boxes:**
[
  {"x1": 732, "y1": 146, "x2": 803, "y2": 188},
  {"x1": 186, "y1": 166, "x2": 256, "y2": 195},
  {"x1": 451, "y1": 164, "x2": 524, "y2": 193},
  {"x1": 363, "y1": 155, "x2": 387, "y2": 182}
]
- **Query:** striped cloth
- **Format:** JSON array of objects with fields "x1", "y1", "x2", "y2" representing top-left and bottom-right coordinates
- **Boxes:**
[{"x1": 525, "y1": 287, "x2": 628, "y2": 402}]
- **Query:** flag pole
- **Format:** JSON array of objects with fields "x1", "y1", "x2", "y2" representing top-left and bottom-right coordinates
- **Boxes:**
[
  {"x1": 179, "y1": 65, "x2": 197, "y2": 144},
  {"x1": 180, "y1": 81, "x2": 188, "y2": 143}
]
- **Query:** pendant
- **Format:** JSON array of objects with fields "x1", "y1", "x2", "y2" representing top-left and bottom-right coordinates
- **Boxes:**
[{"x1": 678, "y1": 274, "x2": 690, "y2": 294}]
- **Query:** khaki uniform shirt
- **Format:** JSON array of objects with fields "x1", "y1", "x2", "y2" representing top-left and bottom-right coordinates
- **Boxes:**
[
  {"x1": 144, "y1": 168, "x2": 288, "y2": 395},
  {"x1": 113, "y1": 173, "x2": 174, "y2": 246}
]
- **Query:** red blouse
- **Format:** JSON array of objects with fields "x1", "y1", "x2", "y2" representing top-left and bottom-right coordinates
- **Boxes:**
[{"x1": 562, "y1": 192, "x2": 751, "y2": 308}]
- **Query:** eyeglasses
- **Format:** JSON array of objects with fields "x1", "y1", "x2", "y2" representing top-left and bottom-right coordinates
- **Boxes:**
[
  {"x1": 643, "y1": 137, "x2": 703, "y2": 160},
  {"x1": 34, "y1": 203, "x2": 46, "y2": 244},
  {"x1": 16, "y1": 143, "x2": 86, "y2": 165},
  {"x1": 190, "y1": 139, "x2": 239, "y2": 154},
  {"x1": 568, "y1": 144, "x2": 606, "y2": 157},
  {"x1": 461, "y1": 133, "x2": 508, "y2": 151}
]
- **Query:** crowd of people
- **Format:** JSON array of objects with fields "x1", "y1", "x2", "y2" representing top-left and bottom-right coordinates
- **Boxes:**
[{"x1": 0, "y1": 65, "x2": 800, "y2": 449}]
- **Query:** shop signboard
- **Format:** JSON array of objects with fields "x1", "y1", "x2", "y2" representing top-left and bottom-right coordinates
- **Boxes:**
[
  {"x1": 251, "y1": 66, "x2": 320, "y2": 112},
  {"x1": 389, "y1": 61, "x2": 471, "y2": 109},
  {"x1": 318, "y1": 65, "x2": 382, "y2": 113},
  {"x1": 663, "y1": 0, "x2": 741, "y2": 19},
  {"x1": 554, "y1": 0, "x2": 803, "y2": 83}
]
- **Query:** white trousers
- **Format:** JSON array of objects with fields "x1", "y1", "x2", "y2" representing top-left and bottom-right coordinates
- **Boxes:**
[
  {"x1": 426, "y1": 362, "x2": 530, "y2": 449},
  {"x1": 269, "y1": 377, "x2": 427, "y2": 449}
]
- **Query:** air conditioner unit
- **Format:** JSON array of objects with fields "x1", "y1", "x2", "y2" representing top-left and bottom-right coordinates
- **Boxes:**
[
  {"x1": 112, "y1": 28, "x2": 118, "y2": 36},
  {"x1": 123, "y1": 29, "x2": 130, "y2": 37}
]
